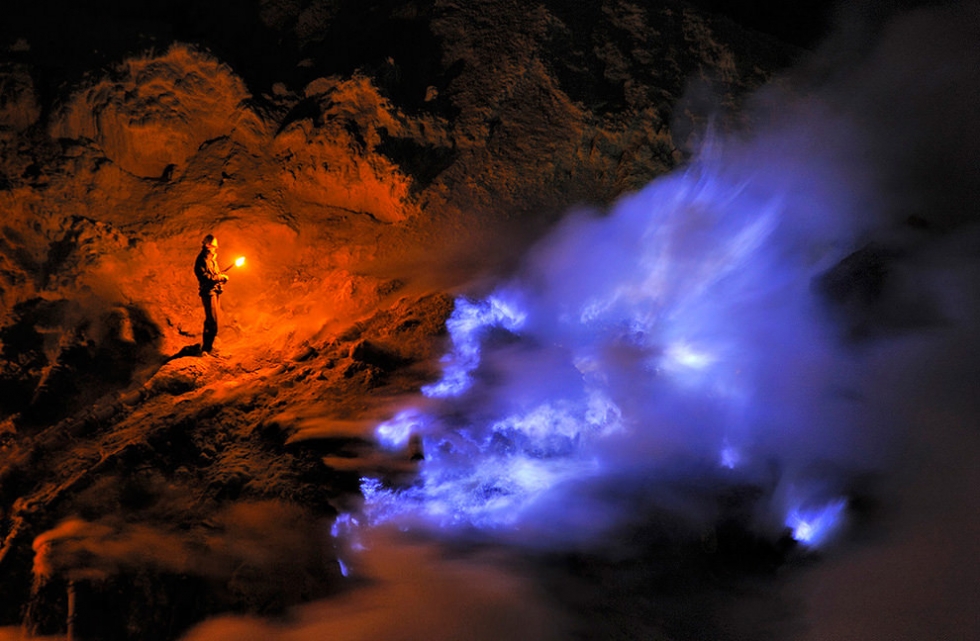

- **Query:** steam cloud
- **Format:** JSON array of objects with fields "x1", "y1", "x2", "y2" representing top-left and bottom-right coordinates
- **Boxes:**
[{"x1": 180, "y1": 530, "x2": 569, "y2": 641}]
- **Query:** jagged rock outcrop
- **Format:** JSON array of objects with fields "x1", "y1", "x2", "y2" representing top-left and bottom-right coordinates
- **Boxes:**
[{"x1": 49, "y1": 46, "x2": 266, "y2": 180}]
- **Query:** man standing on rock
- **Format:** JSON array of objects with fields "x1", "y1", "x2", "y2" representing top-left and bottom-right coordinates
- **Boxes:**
[{"x1": 194, "y1": 234, "x2": 229, "y2": 355}]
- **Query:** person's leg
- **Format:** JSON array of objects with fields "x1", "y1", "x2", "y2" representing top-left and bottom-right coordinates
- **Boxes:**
[
  {"x1": 201, "y1": 293, "x2": 218, "y2": 352},
  {"x1": 213, "y1": 293, "x2": 220, "y2": 347}
]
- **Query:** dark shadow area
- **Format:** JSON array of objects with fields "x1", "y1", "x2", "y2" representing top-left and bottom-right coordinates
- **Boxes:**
[
  {"x1": 815, "y1": 241, "x2": 946, "y2": 341},
  {"x1": 298, "y1": 0, "x2": 458, "y2": 117},
  {"x1": 0, "y1": 0, "x2": 291, "y2": 114},
  {"x1": 0, "y1": 297, "x2": 164, "y2": 429},
  {"x1": 523, "y1": 483, "x2": 805, "y2": 641},
  {"x1": 688, "y1": 0, "x2": 953, "y2": 50},
  {"x1": 0, "y1": 0, "x2": 460, "y2": 122},
  {"x1": 538, "y1": 0, "x2": 643, "y2": 117},
  {"x1": 23, "y1": 572, "x2": 217, "y2": 641},
  {"x1": 377, "y1": 132, "x2": 457, "y2": 194},
  {"x1": 275, "y1": 96, "x2": 324, "y2": 135},
  {"x1": 539, "y1": 0, "x2": 800, "y2": 120},
  {"x1": 686, "y1": 0, "x2": 832, "y2": 48},
  {"x1": 169, "y1": 343, "x2": 204, "y2": 360}
]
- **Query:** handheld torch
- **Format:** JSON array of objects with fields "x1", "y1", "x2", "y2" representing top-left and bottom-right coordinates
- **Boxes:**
[{"x1": 223, "y1": 256, "x2": 246, "y2": 272}]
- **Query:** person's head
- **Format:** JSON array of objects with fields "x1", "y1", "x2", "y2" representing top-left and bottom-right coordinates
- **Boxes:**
[{"x1": 202, "y1": 234, "x2": 218, "y2": 251}]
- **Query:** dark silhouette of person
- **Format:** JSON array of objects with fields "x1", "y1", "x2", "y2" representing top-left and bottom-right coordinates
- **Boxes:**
[{"x1": 194, "y1": 234, "x2": 229, "y2": 354}]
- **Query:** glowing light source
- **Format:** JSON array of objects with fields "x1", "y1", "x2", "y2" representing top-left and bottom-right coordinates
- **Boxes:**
[
  {"x1": 376, "y1": 410, "x2": 423, "y2": 449},
  {"x1": 665, "y1": 342, "x2": 715, "y2": 370},
  {"x1": 224, "y1": 256, "x2": 247, "y2": 271},
  {"x1": 719, "y1": 445, "x2": 741, "y2": 469},
  {"x1": 785, "y1": 498, "x2": 847, "y2": 547}
]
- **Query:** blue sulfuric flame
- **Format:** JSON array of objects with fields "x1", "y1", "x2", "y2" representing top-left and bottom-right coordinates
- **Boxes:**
[
  {"x1": 786, "y1": 498, "x2": 848, "y2": 547},
  {"x1": 376, "y1": 409, "x2": 425, "y2": 449},
  {"x1": 421, "y1": 295, "x2": 527, "y2": 399},
  {"x1": 364, "y1": 138, "x2": 869, "y2": 549},
  {"x1": 719, "y1": 443, "x2": 742, "y2": 470}
]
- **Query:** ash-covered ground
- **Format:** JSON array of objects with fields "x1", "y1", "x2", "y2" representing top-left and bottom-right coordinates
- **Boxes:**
[{"x1": 1, "y1": 1, "x2": 979, "y2": 640}]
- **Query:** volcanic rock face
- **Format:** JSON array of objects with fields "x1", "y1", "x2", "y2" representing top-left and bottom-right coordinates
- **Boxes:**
[
  {"x1": 0, "y1": 65, "x2": 39, "y2": 135},
  {"x1": 49, "y1": 47, "x2": 262, "y2": 180},
  {"x1": 0, "y1": 2, "x2": 805, "y2": 639},
  {"x1": 0, "y1": 2, "x2": 777, "y2": 430}
]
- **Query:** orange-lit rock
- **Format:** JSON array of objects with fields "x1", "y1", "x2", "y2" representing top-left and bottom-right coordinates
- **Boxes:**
[{"x1": 49, "y1": 44, "x2": 266, "y2": 179}]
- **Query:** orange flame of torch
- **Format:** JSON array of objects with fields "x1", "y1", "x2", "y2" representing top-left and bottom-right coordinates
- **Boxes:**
[{"x1": 224, "y1": 256, "x2": 246, "y2": 271}]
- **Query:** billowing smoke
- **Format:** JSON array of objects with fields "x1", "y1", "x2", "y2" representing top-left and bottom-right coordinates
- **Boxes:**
[
  {"x1": 360, "y1": 0, "x2": 980, "y2": 558},
  {"x1": 179, "y1": 530, "x2": 570, "y2": 641}
]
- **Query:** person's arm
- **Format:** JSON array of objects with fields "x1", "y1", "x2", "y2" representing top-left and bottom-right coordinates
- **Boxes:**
[
  {"x1": 210, "y1": 261, "x2": 229, "y2": 284},
  {"x1": 195, "y1": 253, "x2": 228, "y2": 285}
]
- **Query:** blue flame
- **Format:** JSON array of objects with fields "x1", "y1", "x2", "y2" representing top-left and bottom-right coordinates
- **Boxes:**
[
  {"x1": 719, "y1": 444, "x2": 741, "y2": 470},
  {"x1": 376, "y1": 409, "x2": 425, "y2": 449},
  {"x1": 421, "y1": 294, "x2": 527, "y2": 399},
  {"x1": 786, "y1": 498, "x2": 848, "y2": 547},
  {"x1": 363, "y1": 146, "x2": 863, "y2": 547}
]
